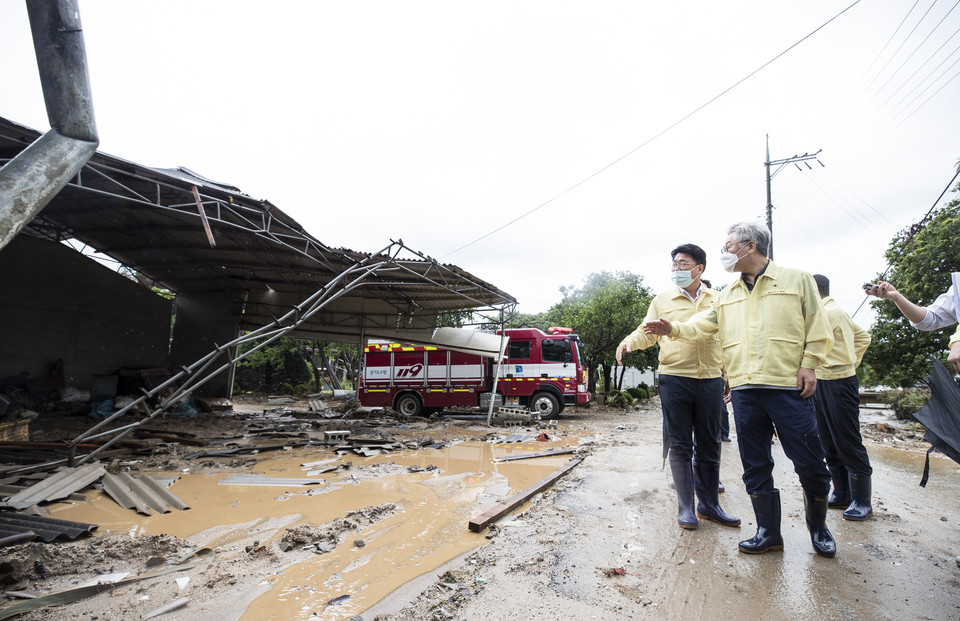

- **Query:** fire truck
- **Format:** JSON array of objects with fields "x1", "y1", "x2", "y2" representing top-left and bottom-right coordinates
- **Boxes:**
[{"x1": 359, "y1": 327, "x2": 591, "y2": 419}]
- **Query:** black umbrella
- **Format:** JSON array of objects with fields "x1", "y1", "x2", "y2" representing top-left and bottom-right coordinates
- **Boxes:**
[{"x1": 913, "y1": 360, "x2": 960, "y2": 487}]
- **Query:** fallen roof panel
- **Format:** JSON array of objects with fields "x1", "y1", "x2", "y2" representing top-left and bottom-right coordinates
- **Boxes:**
[
  {"x1": 101, "y1": 472, "x2": 189, "y2": 516},
  {"x1": 4, "y1": 463, "x2": 106, "y2": 510},
  {"x1": 0, "y1": 512, "x2": 98, "y2": 542}
]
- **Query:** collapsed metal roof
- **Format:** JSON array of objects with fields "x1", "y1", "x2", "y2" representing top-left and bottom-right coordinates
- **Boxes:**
[{"x1": 0, "y1": 116, "x2": 516, "y2": 342}]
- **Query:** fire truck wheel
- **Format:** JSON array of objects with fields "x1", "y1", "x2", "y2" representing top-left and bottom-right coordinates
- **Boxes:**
[
  {"x1": 530, "y1": 392, "x2": 560, "y2": 420},
  {"x1": 394, "y1": 393, "x2": 423, "y2": 417}
]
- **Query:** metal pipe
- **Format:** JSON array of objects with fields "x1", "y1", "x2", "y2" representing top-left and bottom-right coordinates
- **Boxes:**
[
  {"x1": 0, "y1": 532, "x2": 36, "y2": 548},
  {"x1": 0, "y1": 0, "x2": 98, "y2": 251},
  {"x1": 27, "y1": 0, "x2": 98, "y2": 140},
  {"x1": 486, "y1": 309, "x2": 507, "y2": 425},
  {"x1": 0, "y1": 130, "x2": 97, "y2": 248}
]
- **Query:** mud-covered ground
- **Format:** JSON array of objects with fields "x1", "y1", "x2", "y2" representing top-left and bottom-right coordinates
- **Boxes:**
[
  {"x1": 380, "y1": 403, "x2": 960, "y2": 621},
  {"x1": 1, "y1": 397, "x2": 958, "y2": 621}
]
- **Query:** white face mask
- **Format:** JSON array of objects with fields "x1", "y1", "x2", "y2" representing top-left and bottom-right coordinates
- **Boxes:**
[
  {"x1": 671, "y1": 270, "x2": 694, "y2": 288},
  {"x1": 720, "y1": 245, "x2": 748, "y2": 272}
]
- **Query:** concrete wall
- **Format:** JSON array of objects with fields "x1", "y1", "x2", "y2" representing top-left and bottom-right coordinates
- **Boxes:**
[
  {"x1": 0, "y1": 235, "x2": 171, "y2": 389},
  {"x1": 168, "y1": 291, "x2": 244, "y2": 397}
]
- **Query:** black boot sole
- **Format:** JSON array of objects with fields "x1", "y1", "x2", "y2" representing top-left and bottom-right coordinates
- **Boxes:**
[
  {"x1": 696, "y1": 511, "x2": 741, "y2": 527},
  {"x1": 738, "y1": 543, "x2": 784, "y2": 554}
]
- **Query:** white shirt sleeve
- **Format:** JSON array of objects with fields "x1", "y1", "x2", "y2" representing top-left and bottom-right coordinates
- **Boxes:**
[{"x1": 912, "y1": 273, "x2": 960, "y2": 331}]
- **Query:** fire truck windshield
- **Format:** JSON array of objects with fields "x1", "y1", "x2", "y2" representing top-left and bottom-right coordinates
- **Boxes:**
[{"x1": 572, "y1": 337, "x2": 585, "y2": 364}]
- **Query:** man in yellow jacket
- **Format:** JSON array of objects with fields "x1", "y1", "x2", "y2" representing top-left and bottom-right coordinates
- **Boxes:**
[
  {"x1": 617, "y1": 244, "x2": 739, "y2": 531},
  {"x1": 812, "y1": 274, "x2": 873, "y2": 521},
  {"x1": 644, "y1": 221, "x2": 837, "y2": 558}
]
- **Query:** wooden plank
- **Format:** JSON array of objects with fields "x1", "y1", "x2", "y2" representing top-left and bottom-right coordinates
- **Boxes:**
[
  {"x1": 493, "y1": 447, "x2": 578, "y2": 462},
  {"x1": 468, "y1": 458, "x2": 582, "y2": 533}
]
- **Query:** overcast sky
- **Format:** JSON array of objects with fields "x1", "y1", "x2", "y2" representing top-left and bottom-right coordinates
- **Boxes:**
[{"x1": 2, "y1": 1, "x2": 959, "y2": 327}]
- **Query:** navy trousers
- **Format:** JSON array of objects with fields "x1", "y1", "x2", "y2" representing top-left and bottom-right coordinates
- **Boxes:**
[
  {"x1": 658, "y1": 374, "x2": 724, "y2": 466},
  {"x1": 720, "y1": 401, "x2": 731, "y2": 439},
  {"x1": 731, "y1": 388, "x2": 830, "y2": 495},
  {"x1": 813, "y1": 375, "x2": 873, "y2": 476}
]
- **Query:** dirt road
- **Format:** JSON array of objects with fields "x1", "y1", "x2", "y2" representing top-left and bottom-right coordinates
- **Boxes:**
[
  {"x1": 4, "y1": 399, "x2": 958, "y2": 621},
  {"x1": 382, "y1": 403, "x2": 960, "y2": 621}
]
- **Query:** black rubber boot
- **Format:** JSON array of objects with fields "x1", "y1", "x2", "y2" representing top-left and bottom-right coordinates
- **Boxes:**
[
  {"x1": 694, "y1": 462, "x2": 740, "y2": 527},
  {"x1": 828, "y1": 465, "x2": 850, "y2": 508},
  {"x1": 803, "y1": 488, "x2": 837, "y2": 558},
  {"x1": 669, "y1": 461, "x2": 698, "y2": 530},
  {"x1": 843, "y1": 474, "x2": 873, "y2": 521},
  {"x1": 738, "y1": 491, "x2": 783, "y2": 554}
]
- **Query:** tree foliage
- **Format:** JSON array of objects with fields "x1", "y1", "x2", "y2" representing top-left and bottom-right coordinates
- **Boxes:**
[
  {"x1": 234, "y1": 337, "x2": 361, "y2": 394},
  {"x1": 863, "y1": 196, "x2": 960, "y2": 387},
  {"x1": 503, "y1": 311, "x2": 551, "y2": 331},
  {"x1": 235, "y1": 336, "x2": 313, "y2": 394},
  {"x1": 542, "y1": 271, "x2": 657, "y2": 393}
]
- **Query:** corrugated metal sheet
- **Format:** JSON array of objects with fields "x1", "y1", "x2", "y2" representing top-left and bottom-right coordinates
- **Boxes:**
[
  {"x1": 3, "y1": 463, "x2": 106, "y2": 510},
  {"x1": 101, "y1": 472, "x2": 189, "y2": 515},
  {"x1": 0, "y1": 512, "x2": 97, "y2": 542},
  {"x1": 218, "y1": 474, "x2": 322, "y2": 486}
]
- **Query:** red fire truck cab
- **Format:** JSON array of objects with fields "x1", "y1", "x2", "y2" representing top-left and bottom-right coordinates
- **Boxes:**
[{"x1": 359, "y1": 327, "x2": 591, "y2": 419}]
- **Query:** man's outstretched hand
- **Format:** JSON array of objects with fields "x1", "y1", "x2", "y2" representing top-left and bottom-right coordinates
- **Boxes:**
[{"x1": 643, "y1": 318, "x2": 673, "y2": 336}]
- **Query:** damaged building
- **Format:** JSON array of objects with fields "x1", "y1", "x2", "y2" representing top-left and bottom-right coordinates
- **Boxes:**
[{"x1": 0, "y1": 113, "x2": 516, "y2": 435}]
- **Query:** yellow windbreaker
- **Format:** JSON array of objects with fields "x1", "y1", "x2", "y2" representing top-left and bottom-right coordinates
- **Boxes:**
[
  {"x1": 620, "y1": 286, "x2": 722, "y2": 379},
  {"x1": 669, "y1": 262, "x2": 833, "y2": 388},
  {"x1": 816, "y1": 296, "x2": 871, "y2": 380}
]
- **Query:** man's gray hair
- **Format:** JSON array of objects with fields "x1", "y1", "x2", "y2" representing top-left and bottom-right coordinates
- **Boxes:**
[{"x1": 727, "y1": 221, "x2": 771, "y2": 257}]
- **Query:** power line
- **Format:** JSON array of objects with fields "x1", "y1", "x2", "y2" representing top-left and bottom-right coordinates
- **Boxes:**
[
  {"x1": 441, "y1": 0, "x2": 864, "y2": 259},
  {"x1": 876, "y1": 23, "x2": 960, "y2": 111},
  {"x1": 871, "y1": 0, "x2": 960, "y2": 97},
  {"x1": 851, "y1": 163, "x2": 960, "y2": 319},
  {"x1": 846, "y1": 0, "x2": 921, "y2": 99},
  {"x1": 860, "y1": 0, "x2": 940, "y2": 98}
]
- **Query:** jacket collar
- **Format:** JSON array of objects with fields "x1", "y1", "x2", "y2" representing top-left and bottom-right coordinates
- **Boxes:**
[{"x1": 733, "y1": 260, "x2": 777, "y2": 292}]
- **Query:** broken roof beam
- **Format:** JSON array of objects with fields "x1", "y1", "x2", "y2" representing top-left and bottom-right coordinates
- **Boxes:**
[
  {"x1": 468, "y1": 458, "x2": 582, "y2": 533},
  {"x1": 493, "y1": 448, "x2": 579, "y2": 462}
]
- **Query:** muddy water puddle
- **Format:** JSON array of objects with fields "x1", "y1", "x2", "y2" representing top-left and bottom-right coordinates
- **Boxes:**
[{"x1": 46, "y1": 437, "x2": 580, "y2": 620}]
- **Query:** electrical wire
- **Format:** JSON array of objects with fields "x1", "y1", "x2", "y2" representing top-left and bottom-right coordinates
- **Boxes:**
[
  {"x1": 820, "y1": 0, "x2": 945, "y2": 152},
  {"x1": 871, "y1": 0, "x2": 960, "y2": 98},
  {"x1": 876, "y1": 24, "x2": 960, "y2": 110},
  {"x1": 851, "y1": 164, "x2": 960, "y2": 319},
  {"x1": 842, "y1": 0, "x2": 920, "y2": 103},
  {"x1": 859, "y1": 0, "x2": 940, "y2": 97},
  {"x1": 441, "y1": 0, "x2": 864, "y2": 259}
]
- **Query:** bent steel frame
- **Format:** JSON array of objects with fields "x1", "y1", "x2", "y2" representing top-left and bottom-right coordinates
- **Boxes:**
[{"x1": 68, "y1": 239, "x2": 515, "y2": 465}]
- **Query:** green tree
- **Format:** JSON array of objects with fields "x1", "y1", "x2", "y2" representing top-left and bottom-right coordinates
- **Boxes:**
[
  {"x1": 544, "y1": 271, "x2": 657, "y2": 393},
  {"x1": 503, "y1": 311, "x2": 550, "y2": 331},
  {"x1": 235, "y1": 336, "x2": 313, "y2": 394},
  {"x1": 864, "y1": 197, "x2": 960, "y2": 387}
]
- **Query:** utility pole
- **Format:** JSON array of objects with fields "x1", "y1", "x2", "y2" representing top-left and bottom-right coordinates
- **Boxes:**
[{"x1": 764, "y1": 134, "x2": 823, "y2": 260}]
